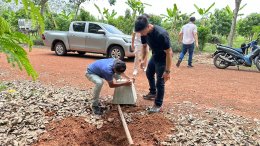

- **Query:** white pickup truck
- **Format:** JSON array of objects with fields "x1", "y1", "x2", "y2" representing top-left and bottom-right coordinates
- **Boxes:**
[{"x1": 42, "y1": 21, "x2": 135, "y2": 60}]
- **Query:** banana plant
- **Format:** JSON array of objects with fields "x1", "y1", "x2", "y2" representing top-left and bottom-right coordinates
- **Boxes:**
[
  {"x1": 94, "y1": 4, "x2": 117, "y2": 23},
  {"x1": 125, "y1": 0, "x2": 151, "y2": 19},
  {"x1": 194, "y1": 2, "x2": 215, "y2": 26},
  {"x1": 94, "y1": 3, "x2": 104, "y2": 22},
  {"x1": 225, "y1": 3, "x2": 247, "y2": 17},
  {"x1": 161, "y1": 4, "x2": 194, "y2": 30},
  {"x1": 103, "y1": 8, "x2": 117, "y2": 22},
  {"x1": 194, "y1": 2, "x2": 215, "y2": 19}
]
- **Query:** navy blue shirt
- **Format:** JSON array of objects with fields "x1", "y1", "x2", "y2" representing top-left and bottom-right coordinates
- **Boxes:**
[
  {"x1": 87, "y1": 58, "x2": 115, "y2": 82},
  {"x1": 141, "y1": 25, "x2": 171, "y2": 63}
]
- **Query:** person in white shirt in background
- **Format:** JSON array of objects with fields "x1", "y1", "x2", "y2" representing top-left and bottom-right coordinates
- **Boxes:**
[
  {"x1": 131, "y1": 31, "x2": 149, "y2": 76},
  {"x1": 176, "y1": 17, "x2": 199, "y2": 68},
  {"x1": 131, "y1": 14, "x2": 150, "y2": 76}
]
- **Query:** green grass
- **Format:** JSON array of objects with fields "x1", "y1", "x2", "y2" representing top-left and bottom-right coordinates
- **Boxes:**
[
  {"x1": 0, "y1": 83, "x2": 7, "y2": 92},
  {"x1": 203, "y1": 36, "x2": 248, "y2": 53},
  {"x1": 203, "y1": 43, "x2": 216, "y2": 53}
]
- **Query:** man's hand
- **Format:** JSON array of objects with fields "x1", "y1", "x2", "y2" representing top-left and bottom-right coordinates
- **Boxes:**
[
  {"x1": 196, "y1": 42, "x2": 199, "y2": 49},
  {"x1": 140, "y1": 60, "x2": 145, "y2": 69},
  {"x1": 162, "y1": 72, "x2": 170, "y2": 83},
  {"x1": 131, "y1": 77, "x2": 135, "y2": 83},
  {"x1": 124, "y1": 80, "x2": 132, "y2": 86},
  {"x1": 131, "y1": 46, "x2": 135, "y2": 52}
]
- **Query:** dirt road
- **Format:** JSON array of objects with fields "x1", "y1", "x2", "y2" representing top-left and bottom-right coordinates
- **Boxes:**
[{"x1": 1, "y1": 47, "x2": 259, "y2": 118}]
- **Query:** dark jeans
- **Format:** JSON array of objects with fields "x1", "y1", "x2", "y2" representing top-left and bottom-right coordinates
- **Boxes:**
[
  {"x1": 179, "y1": 43, "x2": 194, "y2": 65},
  {"x1": 146, "y1": 57, "x2": 166, "y2": 107}
]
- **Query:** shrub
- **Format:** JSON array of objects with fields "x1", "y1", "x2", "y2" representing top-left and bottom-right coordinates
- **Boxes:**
[
  {"x1": 198, "y1": 26, "x2": 210, "y2": 51},
  {"x1": 208, "y1": 34, "x2": 225, "y2": 44}
]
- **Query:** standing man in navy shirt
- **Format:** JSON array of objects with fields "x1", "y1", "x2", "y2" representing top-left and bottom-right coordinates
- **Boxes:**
[{"x1": 134, "y1": 15, "x2": 173, "y2": 113}]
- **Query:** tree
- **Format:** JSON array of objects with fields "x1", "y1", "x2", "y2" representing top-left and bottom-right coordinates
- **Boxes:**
[
  {"x1": 193, "y1": 2, "x2": 215, "y2": 51},
  {"x1": 237, "y1": 13, "x2": 260, "y2": 40},
  {"x1": 227, "y1": 0, "x2": 243, "y2": 47},
  {"x1": 209, "y1": 8, "x2": 232, "y2": 37},
  {"x1": 0, "y1": 0, "x2": 40, "y2": 80},
  {"x1": 149, "y1": 14, "x2": 162, "y2": 26},
  {"x1": 32, "y1": 0, "x2": 48, "y2": 15},
  {"x1": 70, "y1": 0, "x2": 87, "y2": 20},
  {"x1": 79, "y1": 9, "x2": 96, "y2": 21},
  {"x1": 70, "y1": 0, "x2": 117, "y2": 20}
]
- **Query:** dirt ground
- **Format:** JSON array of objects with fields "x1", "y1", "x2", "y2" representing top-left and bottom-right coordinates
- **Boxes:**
[
  {"x1": 35, "y1": 106, "x2": 173, "y2": 146},
  {"x1": 1, "y1": 47, "x2": 260, "y2": 145}
]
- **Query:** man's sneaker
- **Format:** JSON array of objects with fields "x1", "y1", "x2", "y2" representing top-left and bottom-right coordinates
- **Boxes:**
[
  {"x1": 143, "y1": 92, "x2": 156, "y2": 100},
  {"x1": 148, "y1": 105, "x2": 161, "y2": 114},
  {"x1": 187, "y1": 65, "x2": 194, "y2": 68},
  {"x1": 91, "y1": 105, "x2": 103, "y2": 115},
  {"x1": 176, "y1": 60, "x2": 182, "y2": 67}
]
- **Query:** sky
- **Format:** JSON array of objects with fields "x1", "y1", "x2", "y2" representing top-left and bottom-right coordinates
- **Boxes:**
[{"x1": 82, "y1": 0, "x2": 260, "y2": 19}]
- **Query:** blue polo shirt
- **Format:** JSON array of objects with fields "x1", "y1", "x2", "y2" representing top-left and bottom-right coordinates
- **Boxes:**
[{"x1": 87, "y1": 58, "x2": 115, "y2": 82}]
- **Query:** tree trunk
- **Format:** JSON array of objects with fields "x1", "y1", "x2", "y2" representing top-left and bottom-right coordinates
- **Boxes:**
[
  {"x1": 73, "y1": 4, "x2": 81, "y2": 20},
  {"x1": 40, "y1": 0, "x2": 48, "y2": 15},
  {"x1": 228, "y1": 0, "x2": 242, "y2": 47},
  {"x1": 46, "y1": 3, "x2": 58, "y2": 29}
]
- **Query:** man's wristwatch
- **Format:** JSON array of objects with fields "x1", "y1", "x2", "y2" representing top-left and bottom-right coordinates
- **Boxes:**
[{"x1": 165, "y1": 70, "x2": 171, "y2": 74}]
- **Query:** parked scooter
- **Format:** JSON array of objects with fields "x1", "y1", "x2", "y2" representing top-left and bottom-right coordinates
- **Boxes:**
[{"x1": 213, "y1": 34, "x2": 260, "y2": 71}]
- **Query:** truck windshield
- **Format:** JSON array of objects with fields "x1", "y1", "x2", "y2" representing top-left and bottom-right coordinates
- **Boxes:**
[{"x1": 103, "y1": 24, "x2": 124, "y2": 35}]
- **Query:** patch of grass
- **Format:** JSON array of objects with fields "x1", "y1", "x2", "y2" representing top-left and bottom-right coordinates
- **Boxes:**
[
  {"x1": 203, "y1": 43, "x2": 217, "y2": 53},
  {"x1": 204, "y1": 36, "x2": 248, "y2": 53},
  {"x1": 0, "y1": 83, "x2": 7, "y2": 92}
]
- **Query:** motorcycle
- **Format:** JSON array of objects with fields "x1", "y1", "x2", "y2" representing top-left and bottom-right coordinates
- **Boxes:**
[{"x1": 213, "y1": 34, "x2": 260, "y2": 71}]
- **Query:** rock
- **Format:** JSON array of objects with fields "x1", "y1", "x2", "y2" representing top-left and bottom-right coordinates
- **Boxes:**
[
  {"x1": 96, "y1": 124, "x2": 103, "y2": 129},
  {"x1": 13, "y1": 140, "x2": 19, "y2": 146},
  {"x1": 107, "y1": 118, "x2": 114, "y2": 122},
  {"x1": 0, "y1": 120, "x2": 8, "y2": 126}
]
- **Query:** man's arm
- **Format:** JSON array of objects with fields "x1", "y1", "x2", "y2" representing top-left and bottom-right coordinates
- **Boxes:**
[
  {"x1": 141, "y1": 44, "x2": 148, "y2": 61},
  {"x1": 165, "y1": 48, "x2": 173, "y2": 73},
  {"x1": 120, "y1": 73, "x2": 130, "y2": 80},
  {"x1": 131, "y1": 32, "x2": 136, "y2": 52},
  {"x1": 194, "y1": 32, "x2": 199, "y2": 48},
  {"x1": 178, "y1": 32, "x2": 183, "y2": 43},
  {"x1": 108, "y1": 80, "x2": 131, "y2": 88}
]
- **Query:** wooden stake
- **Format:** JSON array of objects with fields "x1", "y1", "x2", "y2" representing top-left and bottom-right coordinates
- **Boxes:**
[{"x1": 117, "y1": 105, "x2": 134, "y2": 145}]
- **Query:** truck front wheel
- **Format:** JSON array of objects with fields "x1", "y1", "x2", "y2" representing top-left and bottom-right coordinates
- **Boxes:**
[
  {"x1": 54, "y1": 42, "x2": 67, "y2": 56},
  {"x1": 108, "y1": 46, "x2": 125, "y2": 60}
]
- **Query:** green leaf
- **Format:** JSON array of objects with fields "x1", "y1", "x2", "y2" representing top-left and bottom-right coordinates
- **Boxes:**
[
  {"x1": 205, "y1": 2, "x2": 215, "y2": 13},
  {"x1": 94, "y1": 3, "x2": 101, "y2": 14},
  {"x1": 239, "y1": 3, "x2": 247, "y2": 11},
  {"x1": 194, "y1": 4, "x2": 200, "y2": 11}
]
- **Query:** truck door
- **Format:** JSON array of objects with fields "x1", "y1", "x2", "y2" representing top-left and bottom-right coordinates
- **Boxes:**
[
  {"x1": 68, "y1": 22, "x2": 87, "y2": 51},
  {"x1": 85, "y1": 23, "x2": 107, "y2": 53}
]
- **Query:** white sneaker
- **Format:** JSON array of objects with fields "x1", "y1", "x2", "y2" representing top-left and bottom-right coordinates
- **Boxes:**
[{"x1": 133, "y1": 69, "x2": 138, "y2": 76}]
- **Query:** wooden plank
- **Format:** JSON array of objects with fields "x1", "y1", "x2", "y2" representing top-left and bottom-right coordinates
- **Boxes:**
[{"x1": 117, "y1": 105, "x2": 134, "y2": 145}]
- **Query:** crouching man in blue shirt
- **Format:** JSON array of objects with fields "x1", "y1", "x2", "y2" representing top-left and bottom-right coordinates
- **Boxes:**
[{"x1": 86, "y1": 58, "x2": 132, "y2": 115}]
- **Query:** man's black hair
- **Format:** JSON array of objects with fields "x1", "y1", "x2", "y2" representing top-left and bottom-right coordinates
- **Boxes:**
[
  {"x1": 134, "y1": 15, "x2": 149, "y2": 32},
  {"x1": 142, "y1": 13, "x2": 150, "y2": 19},
  {"x1": 190, "y1": 17, "x2": 196, "y2": 22},
  {"x1": 114, "y1": 59, "x2": 126, "y2": 73}
]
